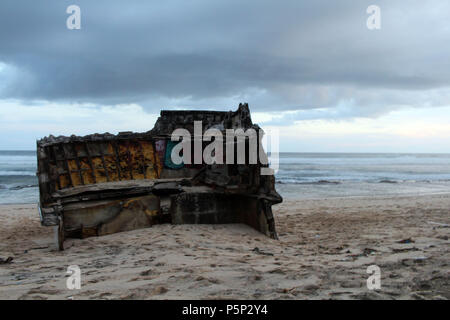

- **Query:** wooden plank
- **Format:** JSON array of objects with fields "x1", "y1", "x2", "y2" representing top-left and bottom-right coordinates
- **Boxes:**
[
  {"x1": 70, "y1": 144, "x2": 85, "y2": 185},
  {"x1": 136, "y1": 140, "x2": 147, "y2": 179},
  {"x1": 111, "y1": 141, "x2": 122, "y2": 181},
  {"x1": 98, "y1": 144, "x2": 110, "y2": 182},
  {"x1": 83, "y1": 142, "x2": 97, "y2": 184},
  {"x1": 126, "y1": 140, "x2": 134, "y2": 180},
  {"x1": 49, "y1": 146, "x2": 62, "y2": 190}
]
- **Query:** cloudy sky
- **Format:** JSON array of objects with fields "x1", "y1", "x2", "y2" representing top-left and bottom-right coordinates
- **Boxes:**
[{"x1": 0, "y1": 0, "x2": 449, "y2": 152}]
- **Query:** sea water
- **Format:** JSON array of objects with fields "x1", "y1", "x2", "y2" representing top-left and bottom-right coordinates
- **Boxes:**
[
  {"x1": 1, "y1": 151, "x2": 450, "y2": 204},
  {"x1": 0, "y1": 151, "x2": 38, "y2": 204},
  {"x1": 276, "y1": 153, "x2": 450, "y2": 199}
]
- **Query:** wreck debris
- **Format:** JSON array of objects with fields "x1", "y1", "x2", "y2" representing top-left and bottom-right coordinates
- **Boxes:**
[
  {"x1": 0, "y1": 256, "x2": 14, "y2": 264},
  {"x1": 37, "y1": 103, "x2": 282, "y2": 250}
]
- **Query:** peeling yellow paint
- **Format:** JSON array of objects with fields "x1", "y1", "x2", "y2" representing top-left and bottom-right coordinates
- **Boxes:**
[
  {"x1": 145, "y1": 209, "x2": 159, "y2": 217},
  {"x1": 54, "y1": 140, "x2": 160, "y2": 190}
]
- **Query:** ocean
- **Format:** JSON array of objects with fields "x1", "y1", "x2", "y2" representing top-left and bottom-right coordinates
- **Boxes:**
[
  {"x1": 0, "y1": 151, "x2": 39, "y2": 204},
  {"x1": 1, "y1": 151, "x2": 450, "y2": 204},
  {"x1": 275, "y1": 153, "x2": 450, "y2": 199}
]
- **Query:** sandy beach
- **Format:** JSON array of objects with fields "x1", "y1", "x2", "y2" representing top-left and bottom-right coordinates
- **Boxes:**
[{"x1": 0, "y1": 194, "x2": 449, "y2": 300}]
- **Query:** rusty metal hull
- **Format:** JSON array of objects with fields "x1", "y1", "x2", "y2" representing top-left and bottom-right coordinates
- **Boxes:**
[{"x1": 36, "y1": 104, "x2": 282, "y2": 250}]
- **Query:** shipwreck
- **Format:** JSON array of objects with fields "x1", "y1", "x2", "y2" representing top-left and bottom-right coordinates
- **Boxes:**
[{"x1": 37, "y1": 103, "x2": 282, "y2": 250}]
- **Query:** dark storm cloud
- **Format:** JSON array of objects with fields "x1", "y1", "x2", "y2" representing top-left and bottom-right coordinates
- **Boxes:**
[{"x1": 0, "y1": 0, "x2": 449, "y2": 114}]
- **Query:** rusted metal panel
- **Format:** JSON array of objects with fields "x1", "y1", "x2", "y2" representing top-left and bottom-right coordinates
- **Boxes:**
[{"x1": 39, "y1": 140, "x2": 160, "y2": 192}]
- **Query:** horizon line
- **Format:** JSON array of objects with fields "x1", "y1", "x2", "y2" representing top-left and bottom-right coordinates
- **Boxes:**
[{"x1": 1, "y1": 149, "x2": 450, "y2": 155}]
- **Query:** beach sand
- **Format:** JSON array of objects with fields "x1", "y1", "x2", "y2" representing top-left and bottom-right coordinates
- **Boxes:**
[{"x1": 0, "y1": 194, "x2": 449, "y2": 300}]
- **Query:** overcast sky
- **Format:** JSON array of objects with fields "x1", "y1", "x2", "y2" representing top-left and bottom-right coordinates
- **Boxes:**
[{"x1": 1, "y1": 0, "x2": 449, "y2": 151}]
